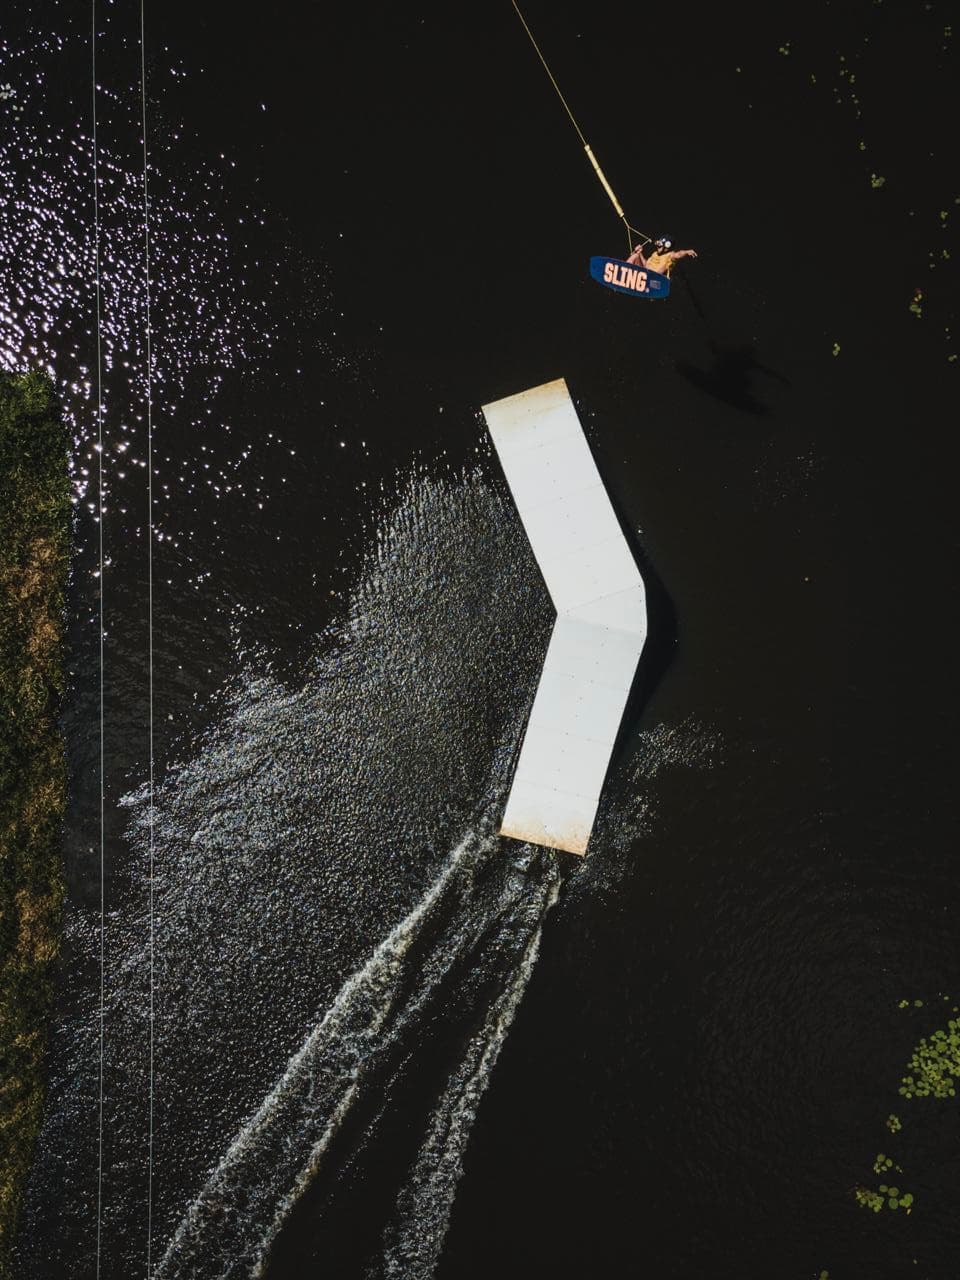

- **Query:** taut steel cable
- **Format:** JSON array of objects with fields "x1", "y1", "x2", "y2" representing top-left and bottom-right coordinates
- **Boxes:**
[
  {"x1": 139, "y1": 0, "x2": 157, "y2": 1273},
  {"x1": 91, "y1": 2, "x2": 106, "y2": 1274}
]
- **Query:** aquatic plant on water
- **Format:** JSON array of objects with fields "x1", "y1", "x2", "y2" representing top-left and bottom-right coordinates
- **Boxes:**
[
  {"x1": 854, "y1": 1185, "x2": 913, "y2": 1214},
  {"x1": 898, "y1": 1009, "x2": 960, "y2": 1099},
  {"x1": 854, "y1": 997, "x2": 960, "y2": 1219},
  {"x1": 0, "y1": 371, "x2": 70, "y2": 1279}
]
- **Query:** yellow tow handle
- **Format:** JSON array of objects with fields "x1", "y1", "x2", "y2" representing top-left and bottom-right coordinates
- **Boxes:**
[{"x1": 583, "y1": 145, "x2": 625, "y2": 220}]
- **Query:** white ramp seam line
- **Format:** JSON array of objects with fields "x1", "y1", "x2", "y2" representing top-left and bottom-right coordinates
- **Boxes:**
[{"x1": 497, "y1": 477, "x2": 603, "y2": 520}]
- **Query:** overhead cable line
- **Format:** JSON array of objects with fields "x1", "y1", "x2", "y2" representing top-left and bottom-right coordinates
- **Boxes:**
[
  {"x1": 91, "y1": 3, "x2": 106, "y2": 1274},
  {"x1": 138, "y1": 0, "x2": 157, "y2": 1273},
  {"x1": 509, "y1": 0, "x2": 650, "y2": 250}
]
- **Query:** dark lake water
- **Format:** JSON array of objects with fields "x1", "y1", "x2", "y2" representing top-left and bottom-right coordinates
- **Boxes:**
[{"x1": 4, "y1": 1, "x2": 960, "y2": 1277}]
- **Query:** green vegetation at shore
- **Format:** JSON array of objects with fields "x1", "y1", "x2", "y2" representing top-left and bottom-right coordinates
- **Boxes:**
[{"x1": 0, "y1": 371, "x2": 70, "y2": 1275}]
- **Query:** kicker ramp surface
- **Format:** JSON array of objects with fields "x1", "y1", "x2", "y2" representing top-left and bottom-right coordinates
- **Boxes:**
[{"x1": 482, "y1": 378, "x2": 647, "y2": 855}]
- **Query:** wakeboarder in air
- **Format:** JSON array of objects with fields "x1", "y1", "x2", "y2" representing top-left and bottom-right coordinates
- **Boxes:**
[
  {"x1": 510, "y1": 0, "x2": 698, "y2": 299},
  {"x1": 626, "y1": 237, "x2": 698, "y2": 277}
]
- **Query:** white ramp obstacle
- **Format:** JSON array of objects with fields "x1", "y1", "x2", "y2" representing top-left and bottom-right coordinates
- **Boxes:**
[{"x1": 482, "y1": 378, "x2": 647, "y2": 856}]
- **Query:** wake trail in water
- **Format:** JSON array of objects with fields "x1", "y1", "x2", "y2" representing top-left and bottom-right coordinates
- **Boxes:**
[
  {"x1": 156, "y1": 827, "x2": 561, "y2": 1279},
  {"x1": 376, "y1": 870, "x2": 560, "y2": 1280}
]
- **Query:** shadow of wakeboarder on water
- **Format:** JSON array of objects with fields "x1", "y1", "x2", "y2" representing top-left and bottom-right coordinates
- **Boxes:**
[
  {"x1": 674, "y1": 274, "x2": 791, "y2": 417},
  {"x1": 676, "y1": 340, "x2": 791, "y2": 417}
]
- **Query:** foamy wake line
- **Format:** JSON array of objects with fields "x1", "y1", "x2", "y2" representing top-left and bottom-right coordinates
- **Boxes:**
[
  {"x1": 376, "y1": 873, "x2": 561, "y2": 1280},
  {"x1": 155, "y1": 826, "x2": 559, "y2": 1279}
]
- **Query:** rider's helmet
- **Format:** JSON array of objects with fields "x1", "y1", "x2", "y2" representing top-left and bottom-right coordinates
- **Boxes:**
[{"x1": 654, "y1": 237, "x2": 673, "y2": 253}]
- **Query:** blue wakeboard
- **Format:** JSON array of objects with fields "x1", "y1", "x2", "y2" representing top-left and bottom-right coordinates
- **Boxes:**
[{"x1": 590, "y1": 256, "x2": 670, "y2": 300}]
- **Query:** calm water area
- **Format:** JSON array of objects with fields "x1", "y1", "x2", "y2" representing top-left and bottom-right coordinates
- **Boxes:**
[{"x1": 4, "y1": 1, "x2": 960, "y2": 1276}]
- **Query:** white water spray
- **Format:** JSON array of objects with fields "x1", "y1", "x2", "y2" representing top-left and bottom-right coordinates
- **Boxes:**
[{"x1": 156, "y1": 828, "x2": 561, "y2": 1279}]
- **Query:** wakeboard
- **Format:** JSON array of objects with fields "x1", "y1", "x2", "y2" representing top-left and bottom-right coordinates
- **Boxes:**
[{"x1": 590, "y1": 256, "x2": 670, "y2": 300}]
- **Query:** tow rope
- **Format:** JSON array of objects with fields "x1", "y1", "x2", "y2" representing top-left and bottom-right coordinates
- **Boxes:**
[{"x1": 510, "y1": 0, "x2": 651, "y2": 253}]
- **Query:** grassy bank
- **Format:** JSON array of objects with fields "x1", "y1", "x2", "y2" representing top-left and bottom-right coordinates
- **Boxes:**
[{"x1": 0, "y1": 371, "x2": 70, "y2": 1275}]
